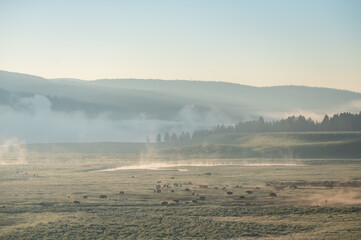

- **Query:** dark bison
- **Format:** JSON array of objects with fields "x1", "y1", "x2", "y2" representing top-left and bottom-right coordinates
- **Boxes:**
[
  {"x1": 161, "y1": 202, "x2": 168, "y2": 206},
  {"x1": 246, "y1": 191, "x2": 253, "y2": 194},
  {"x1": 199, "y1": 196, "x2": 206, "y2": 201},
  {"x1": 269, "y1": 193, "x2": 277, "y2": 197},
  {"x1": 99, "y1": 195, "x2": 107, "y2": 199},
  {"x1": 185, "y1": 188, "x2": 191, "y2": 192},
  {"x1": 192, "y1": 199, "x2": 198, "y2": 203},
  {"x1": 226, "y1": 192, "x2": 233, "y2": 195},
  {"x1": 83, "y1": 195, "x2": 88, "y2": 199},
  {"x1": 119, "y1": 191, "x2": 125, "y2": 194},
  {"x1": 73, "y1": 200, "x2": 80, "y2": 204},
  {"x1": 239, "y1": 196, "x2": 245, "y2": 199}
]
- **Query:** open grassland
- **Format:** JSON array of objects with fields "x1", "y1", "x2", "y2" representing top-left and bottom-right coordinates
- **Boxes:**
[
  {"x1": 1, "y1": 132, "x2": 361, "y2": 239},
  {"x1": 0, "y1": 133, "x2": 361, "y2": 239},
  {"x1": 163, "y1": 132, "x2": 361, "y2": 159}
]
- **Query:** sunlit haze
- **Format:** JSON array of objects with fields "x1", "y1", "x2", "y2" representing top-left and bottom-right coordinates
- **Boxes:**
[
  {"x1": 1, "y1": 0, "x2": 360, "y2": 92},
  {"x1": 1, "y1": 1, "x2": 361, "y2": 238}
]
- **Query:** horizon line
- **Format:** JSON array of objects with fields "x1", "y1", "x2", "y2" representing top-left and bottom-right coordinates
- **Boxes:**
[{"x1": 0, "y1": 69, "x2": 359, "y2": 94}]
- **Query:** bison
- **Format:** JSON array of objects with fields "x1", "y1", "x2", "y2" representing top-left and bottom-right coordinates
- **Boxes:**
[{"x1": 269, "y1": 193, "x2": 277, "y2": 197}]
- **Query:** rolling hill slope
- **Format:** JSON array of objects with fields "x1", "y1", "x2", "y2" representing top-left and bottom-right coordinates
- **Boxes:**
[{"x1": 1, "y1": 70, "x2": 361, "y2": 143}]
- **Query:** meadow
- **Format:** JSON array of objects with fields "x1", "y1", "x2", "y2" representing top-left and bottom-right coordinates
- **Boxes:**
[{"x1": 1, "y1": 132, "x2": 361, "y2": 239}]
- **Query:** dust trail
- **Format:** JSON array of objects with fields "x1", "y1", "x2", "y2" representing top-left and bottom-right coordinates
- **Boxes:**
[
  {"x1": 0, "y1": 137, "x2": 27, "y2": 165},
  {"x1": 307, "y1": 190, "x2": 361, "y2": 206}
]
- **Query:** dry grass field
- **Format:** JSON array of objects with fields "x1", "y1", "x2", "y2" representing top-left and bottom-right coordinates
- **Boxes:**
[{"x1": 1, "y1": 139, "x2": 361, "y2": 239}]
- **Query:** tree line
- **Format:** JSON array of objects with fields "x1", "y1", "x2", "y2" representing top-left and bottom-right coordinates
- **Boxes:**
[
  {"x1": 192, "y1": 112, "x2": 361, "y2": 140},
  {"x1": 156, "y1": 131, "x2": 191, "y2": 143},
  {"x1": 157, "y1": 112, "x2": 361, "y2": 143}
]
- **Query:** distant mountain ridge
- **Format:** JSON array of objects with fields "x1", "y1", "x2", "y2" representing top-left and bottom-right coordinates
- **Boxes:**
[
  {"x1": 1, "y1": 70, "x2": 360, "y2": 117},
  {"x1": 0, "y1": 70, "x2": 360, "y2": 143}
]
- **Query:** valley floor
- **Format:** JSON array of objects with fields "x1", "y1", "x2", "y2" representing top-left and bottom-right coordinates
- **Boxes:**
[{"x1": 1, "y1": 149, "x2": 361, "y2": 239}]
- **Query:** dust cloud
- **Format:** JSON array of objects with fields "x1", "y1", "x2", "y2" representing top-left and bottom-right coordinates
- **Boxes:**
[
  {"x1": 307, "y1": 190, "x2": 361, "y2": 206},
  {"x1": 0, "y1": 138, "x2": 27, "y2": 165}
]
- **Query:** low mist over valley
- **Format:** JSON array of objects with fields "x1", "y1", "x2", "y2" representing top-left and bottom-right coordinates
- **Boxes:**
[{"x1": 1, "y1": 70, "x2": 361, "y2": 144}]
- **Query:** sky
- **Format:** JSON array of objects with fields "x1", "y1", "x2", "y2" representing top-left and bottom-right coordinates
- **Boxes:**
[{"x1": 0, "y1": 0, "x2": 361, "y2": 92}]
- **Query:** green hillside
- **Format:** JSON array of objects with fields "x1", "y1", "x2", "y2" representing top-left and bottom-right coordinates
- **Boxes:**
[{"x1": 161, "y1": 132, "x2": 361, "y2": 159}]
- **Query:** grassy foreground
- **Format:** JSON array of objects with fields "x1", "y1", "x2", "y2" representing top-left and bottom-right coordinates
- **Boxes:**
[{"x1": 1, "y1": 133, "x2": 361, "y2": 239}]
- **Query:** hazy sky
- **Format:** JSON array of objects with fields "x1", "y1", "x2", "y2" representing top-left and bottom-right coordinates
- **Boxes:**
[{"x1": 1, "y1": 0, "x2": 360, "y2": 91}]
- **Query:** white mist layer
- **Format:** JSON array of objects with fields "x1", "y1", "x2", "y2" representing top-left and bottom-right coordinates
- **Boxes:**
[
  {"x1": 0, "y1": 95, "x2": 231, "y2": 143},
  {"x1": 243, "y1": 163, "x2": 302, "y2": 167},
  {"x1": 99, "y1": 162, "x2": 240, "y2": 172},
  {"x1": 2, "y1": 93, "x2": 361, "y2": 143},
  {"x1": 99, "y1": 162, "x2": 303, "y2": 172}
]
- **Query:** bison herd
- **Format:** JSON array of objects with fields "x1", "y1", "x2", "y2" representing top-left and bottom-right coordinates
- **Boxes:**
[
  {"x1": 70, "y1": 191, "x2": 127, "y2": 205},
  {"x1": 69, "y1": 178, "x2": 282, "y2": 206},
  {"x1": 150, "y1": 180, "x2": 280, "y2": 206}
]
